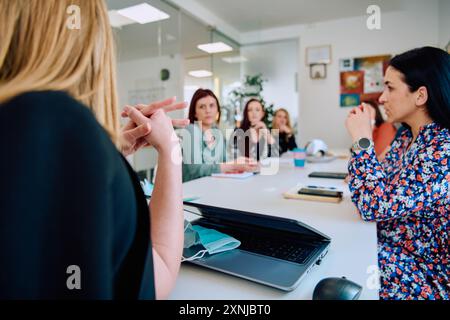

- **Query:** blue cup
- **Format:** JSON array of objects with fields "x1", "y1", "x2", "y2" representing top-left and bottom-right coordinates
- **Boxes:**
[{"x1": 293, "y1": 148, "x2": 306, "y2": 167}]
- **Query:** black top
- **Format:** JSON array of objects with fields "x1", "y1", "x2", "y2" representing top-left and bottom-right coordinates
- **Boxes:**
[
  {"x1": 0, "y1": 91, "x2": 155, "y2": 299},
  {"x1": 278, "y1": 132, "x2": 298, "y2": 155},
  {"x1": 231, "y1": 127, "x2": 278, "y2": 161}
]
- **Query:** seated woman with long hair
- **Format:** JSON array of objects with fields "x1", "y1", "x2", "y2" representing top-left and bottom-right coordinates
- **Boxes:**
[
  {"x1": 231, "y1": 99, "x2": 278, "y2": 161},
  {"x1": 345, "y1": 47, "x2": 450, "y2": 300},
  {"x1": 271, "y1": 108, "x2": 298, "y2": 155}
]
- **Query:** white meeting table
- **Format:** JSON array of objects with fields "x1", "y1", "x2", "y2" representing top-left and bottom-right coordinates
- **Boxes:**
[{"x1": 169, "y1": 156, "x2": 379, "y2": 300}]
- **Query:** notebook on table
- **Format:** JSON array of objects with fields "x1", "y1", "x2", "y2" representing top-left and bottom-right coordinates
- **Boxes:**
[
  {"x1": 211, "y1": 172, "x2": 255, "y2": 179},
  {"x1": 283, "y1": 185, "x2": 343, "y2": 203}
]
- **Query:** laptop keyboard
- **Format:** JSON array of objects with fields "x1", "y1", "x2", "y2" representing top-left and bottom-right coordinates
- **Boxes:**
[{"x1": 204, "y1": 224, "x2": 317, "y2": 265}]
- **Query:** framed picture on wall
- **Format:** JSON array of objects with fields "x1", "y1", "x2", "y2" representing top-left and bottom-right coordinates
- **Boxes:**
[
  {"x1": 340, "y1": 94, "x2": 361, "y2": 107},
  {"x1": 339, "y1": 54, "x2": 391, "y2": 107},
  {"x1": 306, "y1": 45, "x2": 332, "y2": 65},
  {"x1": 339, "y1": 58, "x2": 354, "y2": 71},
  {"x1": 310, "y1": 64, "x2": 327, "y2": 79},
  {"x1": 340, "y1": 71, "x2": 364, "y2": 94}
]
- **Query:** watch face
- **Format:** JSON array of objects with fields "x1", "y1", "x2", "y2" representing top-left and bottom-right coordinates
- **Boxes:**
[{"x1": 359, "y1": 138, "x2": 371, "y2": 149}]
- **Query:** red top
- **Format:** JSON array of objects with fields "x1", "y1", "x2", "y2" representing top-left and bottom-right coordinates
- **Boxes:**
[{"x1": 373, "y1": 122, "x2": 397, "y2": 156}]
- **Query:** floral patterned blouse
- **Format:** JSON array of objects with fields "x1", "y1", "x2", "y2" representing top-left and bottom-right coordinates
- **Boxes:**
[{"x1": 348, "y1": 122, "x2": 450, "y2": 300}]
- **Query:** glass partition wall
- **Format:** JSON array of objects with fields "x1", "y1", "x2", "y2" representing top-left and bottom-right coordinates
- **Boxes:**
[
  {"x1": 106, "y1": 0, "x2": 298, "y2": 173},
  {"x1": 106, "y1": 0, "x2": 242, "y2": 172},
  {"x1": 183, "y1": 28, "x2": 242, "y2": 129},
  {"x1": 106, "y1": 0, "x2": 183, "y2": 174}
]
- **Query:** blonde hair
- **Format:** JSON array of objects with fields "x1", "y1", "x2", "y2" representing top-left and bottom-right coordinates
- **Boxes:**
[
  {"x1": 272, "y1": 108, "x2": 293, "y2": 132},
  {"x1": 0, "y1": 0, "x2": 120, "y2": 143}
]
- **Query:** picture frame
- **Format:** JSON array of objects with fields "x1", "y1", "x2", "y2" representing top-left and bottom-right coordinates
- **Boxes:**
[
  {"x1": 310, "y1": 63, "x2": 327, "y2": 79},
  {"x1": 306, "y1": 45, "x2": 332, "y2": 65},
  {"x1": 339, "y1": 54, "x2": 391, "y2": 107}
]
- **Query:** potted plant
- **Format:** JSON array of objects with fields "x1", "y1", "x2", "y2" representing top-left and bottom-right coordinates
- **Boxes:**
[{"x1": 226, "y1": 74, "x2": 274, "y2": 128}]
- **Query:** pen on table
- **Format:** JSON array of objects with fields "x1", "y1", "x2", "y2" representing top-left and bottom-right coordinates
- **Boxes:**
[{"x1": 306, "y1": 185, "x2": 337, "y2": 190}]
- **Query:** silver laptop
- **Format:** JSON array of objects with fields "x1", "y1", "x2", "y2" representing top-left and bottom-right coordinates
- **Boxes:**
[{"x1": 183, "y1": 202, "x2": 331, "y2": 291}]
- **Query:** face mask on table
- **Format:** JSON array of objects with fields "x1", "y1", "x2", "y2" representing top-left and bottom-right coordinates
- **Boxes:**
[{"x1": 182, "y1": 220, "x2": 241, "y2": 262}]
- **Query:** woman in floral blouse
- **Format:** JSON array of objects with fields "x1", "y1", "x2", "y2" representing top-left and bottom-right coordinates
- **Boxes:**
[{"x1": 345, "y1": 47, "x2": 450, "y2": 300}]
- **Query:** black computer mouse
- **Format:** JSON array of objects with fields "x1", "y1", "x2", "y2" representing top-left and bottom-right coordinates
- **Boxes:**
[{"x1": 312, "y1": 277, "x2": 363, "y2": 300}]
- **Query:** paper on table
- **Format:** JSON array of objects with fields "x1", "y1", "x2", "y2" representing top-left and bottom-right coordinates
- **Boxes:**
[
  {"x1": 211, "y1": 172, "x2": 255, "y2": 179},
  {"x1": 141, "y1": 179, "x2": 200, "y2": 202}
]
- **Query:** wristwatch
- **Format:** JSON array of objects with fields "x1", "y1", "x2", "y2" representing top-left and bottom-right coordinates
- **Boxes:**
[{"x1": 352, "y1": 137, "x2": 373, "y2": 152}]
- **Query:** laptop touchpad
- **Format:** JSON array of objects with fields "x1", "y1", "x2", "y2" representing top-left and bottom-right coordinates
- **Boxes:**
[{"x1": 191, "y1": 249, "x2": 307, "y2": 290}]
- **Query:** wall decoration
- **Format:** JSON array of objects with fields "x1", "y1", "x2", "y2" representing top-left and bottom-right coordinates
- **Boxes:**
[
  {"x1": 340, "y1": 94, "x2": 360, "y2": 107},
  {"x1": 340, "y1": 71, "x2": 364, "y2": 94},
  {"x1": 339, "y1": 58, "x2": 354, "y2": 71},
  {"x1": 339, "y1": 54, "x2": 391, "y2": 107},
  {"x1": 310, "y1": 63, "x2": 327, "y2": 79},
  {"x1": 354, "y1": 55, "x2": 389, "y2": 93},
  {"x1": 306, "y1": 45, "x2": 332, "y2": 65}
]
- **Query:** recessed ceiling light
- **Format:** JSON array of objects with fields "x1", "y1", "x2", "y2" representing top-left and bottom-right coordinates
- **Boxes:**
[
  {"x1": 222, "y1": 56, "x2": 248, "y2": 64},
  {"x1": 188, "y1": 70, "x2": 213, "y2": 78},
  {"x1": 197, "y1": 42, "x2": 233, "y2": 54},
  {"x1": 108, "y1": 10, "x2": 136, "y2": 28},
  {"x1": 117, "y1": 3, "x2": 170, "y2": 25}
]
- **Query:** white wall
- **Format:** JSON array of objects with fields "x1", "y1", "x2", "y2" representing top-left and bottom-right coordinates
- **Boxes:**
[
  {"x1": 298, "y1": 0, "x2": 441, "y2": 149},
  {"x1": 439, "y1": 0, "x2": 450, "y2": 48},
  {"x1": 241, "y1": 40, "x2": 299, "y2": 126},
  {"x1": 117, "y1": 55, "x2": 184, "y2": 171}
]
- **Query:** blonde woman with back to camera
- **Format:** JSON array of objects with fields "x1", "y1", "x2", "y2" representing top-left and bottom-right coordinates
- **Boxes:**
[{"x1": 0, "y1": 0, "x2": 190, "y2": 299}]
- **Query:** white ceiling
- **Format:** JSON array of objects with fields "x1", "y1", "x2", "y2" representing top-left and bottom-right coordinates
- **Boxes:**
[
  {"x1": 107, "y1": 0, "x2": 215, "y2": 61},
  {"x1": 106, "y1": 0, "x2": 406, "y2": 61},
  {"x1": 187, "y1": 0, "x2": 404, "y2": 32}
]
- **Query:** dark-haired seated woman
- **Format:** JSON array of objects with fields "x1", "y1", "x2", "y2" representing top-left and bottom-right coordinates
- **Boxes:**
[
  {"x1": 231, "y1": 99, "x2": 279, "y2": 161},
  {"x1": 345, "y1": 47, "x2": 450, "y2": 300}
]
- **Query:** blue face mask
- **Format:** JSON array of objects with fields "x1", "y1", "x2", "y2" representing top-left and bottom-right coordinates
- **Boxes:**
[{"x1": 182, "y1": 221, "x2": 241, "y2": 262}]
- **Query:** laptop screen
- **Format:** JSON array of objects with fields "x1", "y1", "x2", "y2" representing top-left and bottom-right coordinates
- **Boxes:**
[{"x1": 183, "y1": 202, "x2": 330, "y2": 241}]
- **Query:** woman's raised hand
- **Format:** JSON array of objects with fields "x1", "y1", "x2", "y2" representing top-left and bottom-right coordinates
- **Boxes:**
[{"x1": 120, "y1": 97, "x2": 189, "y2": 156}]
